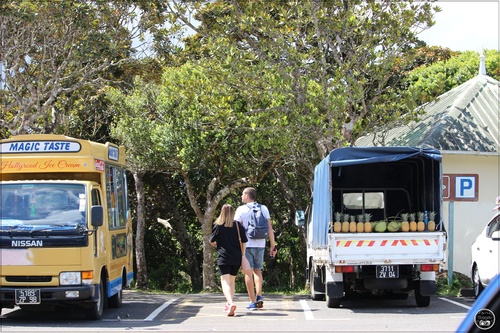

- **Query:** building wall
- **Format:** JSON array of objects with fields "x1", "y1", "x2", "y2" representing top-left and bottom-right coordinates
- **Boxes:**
[{"x1": 441, "y1": 152, "x2": 500, "y2": 276}]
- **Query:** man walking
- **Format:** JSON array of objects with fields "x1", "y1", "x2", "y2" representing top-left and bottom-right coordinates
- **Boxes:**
[{"x1": 235, "y1": 187, "x2": 277, "y2": 310}]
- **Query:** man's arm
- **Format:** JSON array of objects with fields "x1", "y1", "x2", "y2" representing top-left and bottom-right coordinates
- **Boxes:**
[{"x1": 268, "y1": 218, "x2": 277, "y2": 257}]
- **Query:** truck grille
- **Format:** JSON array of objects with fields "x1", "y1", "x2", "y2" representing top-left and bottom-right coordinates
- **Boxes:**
[{"x1": 5, "y1": 276, "x2": 52, "y2": 283}]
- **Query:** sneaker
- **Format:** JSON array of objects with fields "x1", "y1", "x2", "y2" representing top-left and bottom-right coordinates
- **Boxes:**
[
  {"x1": 256, "y1": 295, "x2": 263, "y2": 308},
  {"x1": 227, "y1": 304, "x2": 237, "y2": 317},
  {"x1": 246, "y1": 302, "x2": 258, "y2": 310}
]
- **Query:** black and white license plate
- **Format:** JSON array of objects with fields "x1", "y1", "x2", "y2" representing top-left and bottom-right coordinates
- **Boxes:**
[
  {"x1": 376, "y1": 265, "x2": 399, "y2": 278},
  {"x1": 15, "y1": 289, "x2": 41, "y2": 305}
]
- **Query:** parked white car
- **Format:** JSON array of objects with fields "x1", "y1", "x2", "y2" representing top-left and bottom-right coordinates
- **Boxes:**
[{"x1": 470, "y1": 197, "x2": 500, "y2": 298}]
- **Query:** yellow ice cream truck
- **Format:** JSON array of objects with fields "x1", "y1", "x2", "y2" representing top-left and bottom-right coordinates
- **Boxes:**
[{"x1": 0, "y1": 134, "x2": 134, "y2": 319}]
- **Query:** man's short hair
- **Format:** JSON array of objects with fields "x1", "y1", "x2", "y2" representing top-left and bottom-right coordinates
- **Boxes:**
[{"x1": 244, "y1": 187, "x2": 257, "y2": 200}]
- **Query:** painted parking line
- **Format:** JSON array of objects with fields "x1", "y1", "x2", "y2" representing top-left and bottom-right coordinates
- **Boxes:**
[
  {"x1": 101, "y1": 298, "x2": 178, "y2": 322},
  {"x1": 300, "y1": 299, "x2": 315, "y2": 320},
  {"x1": 144, "y1": 298, "x2": 178, "y2": 321},
  {"x1": 438, "y1": 297, "x2": 471, "y2": 310}
]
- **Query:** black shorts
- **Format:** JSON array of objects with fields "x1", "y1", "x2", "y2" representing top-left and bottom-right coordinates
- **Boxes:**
[{"x1": 219, "y1": 265, "x2": 240, "y2": 276}]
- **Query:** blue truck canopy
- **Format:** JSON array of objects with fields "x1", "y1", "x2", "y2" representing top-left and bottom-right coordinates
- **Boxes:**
[
  {"x1": 311, "y1": 147, "x2": 442, "y2": 248},
  {"x1": 328, "y1": 146, "x2": 442, "y2": 166}
]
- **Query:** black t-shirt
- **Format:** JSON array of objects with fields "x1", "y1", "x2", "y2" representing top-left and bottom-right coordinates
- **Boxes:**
[{"x1": 210, "y1": 222, "x2": 248, "y2": 266}]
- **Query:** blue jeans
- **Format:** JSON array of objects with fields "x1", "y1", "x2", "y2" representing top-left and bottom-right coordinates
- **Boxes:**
[{"x1": 245, "y1": 247, "x2": 264, "y2": 270}]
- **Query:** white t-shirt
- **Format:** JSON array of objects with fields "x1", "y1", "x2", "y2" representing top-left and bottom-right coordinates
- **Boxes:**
[{"x1": 234, "y1": 202, "x2": 270, "y2": 248}]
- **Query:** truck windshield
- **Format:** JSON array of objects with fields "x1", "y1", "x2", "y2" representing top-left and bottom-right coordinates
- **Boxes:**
[
  {"x1": 0, "y1": 184, "x2": 86, "y2": 232},
  {"x1": 343, "y1": 192, "x2": 385, "y2": 209}
]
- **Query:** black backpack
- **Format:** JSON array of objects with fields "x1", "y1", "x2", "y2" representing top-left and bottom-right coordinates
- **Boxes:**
[{"x1": 246, "y1": 204, "x2": 268, "y2": 239}]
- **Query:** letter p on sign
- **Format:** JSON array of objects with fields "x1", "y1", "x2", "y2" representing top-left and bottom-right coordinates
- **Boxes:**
[{"x1": 456, "y1": 176, "x2": 476, "y2": 199}]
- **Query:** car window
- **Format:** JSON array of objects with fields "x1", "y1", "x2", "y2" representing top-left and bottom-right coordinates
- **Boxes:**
[{"x1": 486, "y1": 215, "x2": 500, "y2": 238}]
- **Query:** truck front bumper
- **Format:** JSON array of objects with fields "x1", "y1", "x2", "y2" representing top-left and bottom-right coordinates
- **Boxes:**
[{"x1": 0, "y1": 285, "x2": 96, "y2": 308}]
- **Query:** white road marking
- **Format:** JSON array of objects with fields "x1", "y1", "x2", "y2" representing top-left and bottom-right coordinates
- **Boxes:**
[
  {"x1": 144, "y1": 298, "x2": 177, "y2": 321},
  {"x1": 438, "y1": 297, "x2": 471, "y2": 310},
  {"x1": 300, "y1": 299, "x2": 315, "y2": 320}
]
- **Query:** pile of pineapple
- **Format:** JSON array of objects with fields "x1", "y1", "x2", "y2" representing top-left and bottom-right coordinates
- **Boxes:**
[{"x1": 330, "y1": 211, "x2": 437, "y2": 233}]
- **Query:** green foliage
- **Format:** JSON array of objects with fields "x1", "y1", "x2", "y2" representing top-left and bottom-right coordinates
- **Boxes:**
[
  {"x1": 1, "y1": 0, "x2": 141, "y2": 136},
  {"x1": 172, "y1": 0, "x2": 439, "y2": 150},
  {"x1": 436, "y1": 272, "x2": 473, "y2": 297},
  {"x1": 408, "y1": 49, "x2": 500, "y2": 104}
]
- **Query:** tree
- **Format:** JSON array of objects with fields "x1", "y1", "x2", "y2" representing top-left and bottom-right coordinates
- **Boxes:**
[
  {"x1": 407, "y1": 49, "x2": 500, "y2": 104},
  {"x1": 0, "y1": 1, "x2": 140, "y2": 137},
  {"x1": 108, "y1": 0, "x2": 441, "y2": 289},
  {"x1": 109, "y1": 63, "x2": 295, "y2": 289},
  {"x1": 165, "y1": 0, "x2": 439, "y2": 154}
]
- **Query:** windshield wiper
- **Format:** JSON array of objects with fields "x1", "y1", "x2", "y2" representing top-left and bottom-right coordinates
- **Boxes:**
[{"x1": 29, "y1": 228, "x2": 53, "y2": 237}]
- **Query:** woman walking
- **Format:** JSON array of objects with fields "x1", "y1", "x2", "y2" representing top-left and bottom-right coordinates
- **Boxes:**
[{"x1": 210, "y1": 204, "x2": 248, "y2": 316}]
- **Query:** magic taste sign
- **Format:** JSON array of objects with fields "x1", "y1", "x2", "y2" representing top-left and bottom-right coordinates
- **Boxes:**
[
  {"x1": 443, "y1": 174, "x2": 479, "y2": 201},
  {"x1": 0, "y1": 140, "x2": 81, "y2": 153}
]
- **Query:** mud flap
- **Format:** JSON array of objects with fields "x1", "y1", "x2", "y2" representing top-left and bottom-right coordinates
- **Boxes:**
[
  {"x1": 326, "y1": 281, "x2": 344, "y2": 298},
  {"x1": 418, "y1": 280, "x2": 436, "y2": 296},
  {"x1": 313, "y1": 271, "x2": 325, "y2": 293}
]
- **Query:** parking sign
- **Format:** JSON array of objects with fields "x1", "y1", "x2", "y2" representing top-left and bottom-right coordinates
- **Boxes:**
[{"x1": 443, "y1": 174, "x2": 479, "y2": 201}]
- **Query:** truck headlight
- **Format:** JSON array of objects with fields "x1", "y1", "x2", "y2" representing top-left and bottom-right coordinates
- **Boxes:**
[{"x1": 60, "y1": 272, "x2": 81, "y2": 285}]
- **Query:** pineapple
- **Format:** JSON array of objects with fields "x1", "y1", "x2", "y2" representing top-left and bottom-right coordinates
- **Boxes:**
[
  {"x1": 401, "y1": 213, "x2": 410, "y2": 232},
  {"x1": 409, "y1": 213, "x2": 417, "y2": 232},
  {"x1": 356, "y1": 214, "x2": 365, "y2": 233},
  {"x1": 342, "y1": 214, "x2": 350, "y2": 232},
  {"x1": 364, "y1": 213, "x2": 372, "y2": 233},
  {"x1": 417, "y1": 212, "x2": 425, "y2": 232},
  {"x1": 349, "y1": 215, "x2": 357, "y2": 233},
  {"x1": 428, "y1": 211, "x2": 436, "y2": 231},
  {"x1": 334, "y1": 212, "x2": 342, "y2": 233}
]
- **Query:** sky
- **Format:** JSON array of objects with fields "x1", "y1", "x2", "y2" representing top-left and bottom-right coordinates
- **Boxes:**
[{"x1": 418, "y1": 1, "x2": 499, "y2": 52}]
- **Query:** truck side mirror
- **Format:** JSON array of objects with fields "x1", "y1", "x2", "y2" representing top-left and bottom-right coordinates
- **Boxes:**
[
  {"x1": 90, "y1": 205, "x2": 104, "y2": 227},
  {"x1": 295, "y1": 210, "x2": 305, "y2": 227}
]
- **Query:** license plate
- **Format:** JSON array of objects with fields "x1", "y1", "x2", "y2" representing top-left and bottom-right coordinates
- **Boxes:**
[
  {"x1": 15, "y1": 289, "x2": 41, "y2": 305},
  {"x1": 376, "y1": 265, "x2": 399, "y2": 278}
]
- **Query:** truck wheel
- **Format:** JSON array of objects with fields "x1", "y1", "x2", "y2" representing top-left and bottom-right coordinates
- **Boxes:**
[
  {"x1": 108, "y1": 288, "x2": 122, "y2": 308},
  {"x1": 472, "y1": 265, "x2": 484, "y2": 298},
  {"x1": 310, "y1": 269, "x2": 324, "y2": 301},
  {"x1": 326, "y1": 294, "x2": 341, "y2": 308},
  {"x1": 415, "y1": 283, "x2": 431, "y2": 307},
  {"x1": 84, "y1": 282, "x2": 104, "y2": 320}
]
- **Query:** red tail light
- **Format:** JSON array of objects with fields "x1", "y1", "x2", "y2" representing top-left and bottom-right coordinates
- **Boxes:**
[
  {"x1": 421, "y1": 264, "x2": 439, "y2": 271},
  {"x1": 335, "y1": 266, "x2": 355, "y2": 273}
]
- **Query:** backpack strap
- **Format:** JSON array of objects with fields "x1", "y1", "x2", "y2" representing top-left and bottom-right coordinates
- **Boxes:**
[{"x1": 252, "y1": 202, "x2": 261, "y2": 210}]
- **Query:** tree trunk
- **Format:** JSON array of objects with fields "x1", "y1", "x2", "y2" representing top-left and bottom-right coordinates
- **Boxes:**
[
  {"x1": 181, "y1": 170, "x2": 252, "y2": 290},
  {"x1": 201, "y1": 218, "x2": 218, "y2": 291},
  {"x1": 133, "y1": 170, "x2": 148, "y2": 289},
  {"x1": 160, "y1": 182, "x2": 203, "y2": 291}
]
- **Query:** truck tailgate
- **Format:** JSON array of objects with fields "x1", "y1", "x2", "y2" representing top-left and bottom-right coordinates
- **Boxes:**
[{"x1": 329, "y1": 232, "x2": 446, "y2": 265}]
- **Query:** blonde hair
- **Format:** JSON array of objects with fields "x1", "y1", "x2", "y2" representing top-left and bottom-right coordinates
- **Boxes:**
[{"x1": 215, "y1": 204, "x2": 235, "y2": 227}]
